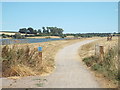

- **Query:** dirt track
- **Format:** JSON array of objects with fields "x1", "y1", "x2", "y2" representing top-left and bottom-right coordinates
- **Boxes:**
[{"x1": 2, "y1": 39, "x2": 100, "y2": 88}]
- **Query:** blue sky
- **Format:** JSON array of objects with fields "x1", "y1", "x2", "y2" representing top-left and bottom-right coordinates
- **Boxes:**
[{"x1": 2, "y1": 2, "x2": 118, "y2": 33}]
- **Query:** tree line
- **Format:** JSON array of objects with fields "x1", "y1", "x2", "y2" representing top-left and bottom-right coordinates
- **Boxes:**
[
  {"x1": 19, "y1": 27, "x2": 64, "y2": 36},
  {"x1": 1, "y1": 28, "x2": 119, "y2": 39},
  {"x1": 65, "y1": 32, "x2": 119, "y2": 38}
]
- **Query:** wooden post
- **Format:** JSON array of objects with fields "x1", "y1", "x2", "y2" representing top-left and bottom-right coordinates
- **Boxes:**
[
  {"x1": 38, "y1": 47, "x2": 42, "y2": 67},
  {"x1": 99, "y1": 46, "x2": 104, "y2": 62},
  {"x1": 95, "y1": 44, "x2": 99, "y2": 57}
]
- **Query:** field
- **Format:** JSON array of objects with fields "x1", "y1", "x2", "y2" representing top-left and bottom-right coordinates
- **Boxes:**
[{"x1": 79, "y1": 37, "x2": 118, "y2": 88}]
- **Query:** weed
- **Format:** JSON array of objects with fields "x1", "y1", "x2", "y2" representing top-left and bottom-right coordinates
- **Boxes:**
[
  {"x1": 83, "y1": 56, "x2": 98, "y2": 67},
  {"x1": 2, "y1": 44, "x2": 42, "y2": 77},
  {"x1": 35, "y1": 83, "x2": 44, "y2": 87},
  {"x1": 83, "y1": 45, "x2": 119, "y2": 82},
  {"x1": 92, "y1": 64, "x2": 103, "y2": 71},
  {"x1": 33, "y1": 78, "x2": 41, "y2": 81}
]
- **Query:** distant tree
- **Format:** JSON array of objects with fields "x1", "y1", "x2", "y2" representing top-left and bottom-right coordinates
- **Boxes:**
[
  {"x1": 46, "y1": 27, "x2": 50, "y2": 34},
  {"x1": 59, "y1": 34, "x2": 66, "y2": 38},
  {"x1": 47, "y1": 27, "x2": 64, "y2": 36},
  {"x1": 42, "y1": 27, "x2": 48, "y2": 34},
  {"x1": 38, "y1": 29, "x2": 42, "y2": 34},
  {"x1": 13, "y1": 33, "x2": 25, "y2": 39},
  {"x1": 43, "y1": 29, "x2": 46, "y2": 34},
  {"x1": 2, "y1": 34, "x2": 8, "y2": 38},
  {"x1": 27, "y1": 27, "x2": 34, "y2": 34},
  {"x1": 46, "y1": 30, "x2": 49, "y2": 34},
  {"x1": 58, "y1": 28, "x2": 64, "y2": 35},
  {"x1": 33, "y1": 30, "x2": 38, "y2": 34},
  {"x1": 18, "y1": 26, "x2": 64, "y2": 36},
  {"x1": 42, "y1": 27, "x2": 46, "y2": 31},
  {"x1": 19, "y1": 28, "x2": 27, "y2": 34}
]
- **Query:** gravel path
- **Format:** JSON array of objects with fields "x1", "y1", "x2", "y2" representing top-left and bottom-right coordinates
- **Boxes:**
[{"x1": 2, "y1": 39, "x2": 100, "y2": 88}]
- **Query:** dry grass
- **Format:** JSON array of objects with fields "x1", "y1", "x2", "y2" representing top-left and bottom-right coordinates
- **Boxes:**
[
  {"x1": 1, "y1": 37, "x2": 97, "y2": 77},
  {"x1": 80, "y1": 37, "x2": 118, "y2": 58},
  {"x1": 79, "y1": 36, "x2": 118, "y2": 88},
  {"x1": 2, "y1": 45, "x2": 42, "y2": 77}
]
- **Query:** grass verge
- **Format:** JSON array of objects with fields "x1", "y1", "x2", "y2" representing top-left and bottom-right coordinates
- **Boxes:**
[
  {"x1": 1, "y1": 37, "x2": 96, "y2": 77},
  {"x1": 79, "y1": 37, "x2": 119, "y2": 88}
]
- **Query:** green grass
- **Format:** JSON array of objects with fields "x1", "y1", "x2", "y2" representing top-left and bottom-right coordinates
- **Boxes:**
[
  {"x1": 83, "y1": 56, "x2": 98, "y2": 67},
  {"x1": 35, "y1": 83, "x2": 44, "y2": 87},
  {"x1": 82, "y1": 45, "x2": 119, "y2": 82},
  {"x1": 33, "y1": 78, "x2": 41, "y2": 81}
]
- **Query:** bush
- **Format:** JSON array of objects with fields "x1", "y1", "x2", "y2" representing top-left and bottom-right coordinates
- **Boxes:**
[
  {"x1": 59, "y1": 34, "x2": 66, "y2": 38},
  {"x1": 2, "y1": 34, "x2": 9, "y2": 38},
  {"x1": 83, "y1": 56, "x2": 98, "y2": 67},
  {"x1": 13, "y1": 33, "x2": 26, "y2": 39},
  {"x1": 2, "y1": 45, "x2": 42, "y2": 77},
  {"x1": 92, "y1": 64, "x2": 103, "y2": 71},
  {"x1": 45, "y1": 37, "x2": 51, "y2": 39},
  {"x1": 83, "y1": 45, "x2": 119, "y2": 82}
]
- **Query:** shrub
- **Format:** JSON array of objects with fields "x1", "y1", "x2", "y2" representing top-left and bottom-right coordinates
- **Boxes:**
[
  {"x1": 13, "y1": 33, "x2": 26, "y2": 39},
  {"x1": 92, "y1": 64, "x2": 103, "y2": 71},
  {"x1": 2, "y1": 45, "x2": 42, "y2": 77},
  {"x1": 83, "y1": 45, "x2": 119, "y2": 82},
  {"x1": 45, "y1": 37, "x2": 51, "y2": 39},
  {"x1": 83, "y1": 56, "x2": 98, "y2": 67},
  {"x1": 2, "y1": 34, "x2": 8, "y2": 38}
]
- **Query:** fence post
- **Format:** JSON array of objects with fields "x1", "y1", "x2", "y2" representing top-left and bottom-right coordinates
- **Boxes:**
[
  {"x1": 95, "y1": 44, "x2": 99, "y2": 57},
  {"x1": 99, "y1": 45, "x2": 104, "y2": 62},
  {"x1": 38, "y1": 47, "x2": 42, "y2": 67}
]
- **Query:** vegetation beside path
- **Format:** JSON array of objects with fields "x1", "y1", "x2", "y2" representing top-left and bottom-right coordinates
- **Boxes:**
[
  {"x1": 79, "y1": 37, "x2": 119, "y2": 88},
  {"x1": 1, "y1": 37, "x2": 96, "y2": 78}
]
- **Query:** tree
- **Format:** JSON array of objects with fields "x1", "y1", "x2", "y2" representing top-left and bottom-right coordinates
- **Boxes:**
[
  {"x1": 58, "y1": 28, "x2": 64, "y2": 35},
  {"x1": 42, "y1": 27, "x2": 45, "y2": 29},
  {"x1": 2, "y1": 34, "x2": 8, "y2": 38},
  {"x1": 27, "y1": 27, "x2": 34, "y2": 34},
  {"x1": 43, "y1": 29, "x2": 46, "y2": 34},
  {"x1": 19, "y1": 26, "x2": 64, "y2": 36},
  {"x1": 42, "y1": 27, "x2": 48, "y2": 34},
  {"x1": 19, "y1": 28, "x2": 27, "y2": 34},
  {"x1": 46, "y1": 27, "x2": 64, "y2": 36},
  {"x1": 46, "y1": 27, "x2": 50, "y2": 34},
  {"x1": 34, "y1": 30, "x2": 38, "y2": 34},
  {"x1": 38, "y1": 29, "x2": 42, "y2": 34},
  {"x1": 13, "y1": 33, "x2": 25, "y2": 39}
]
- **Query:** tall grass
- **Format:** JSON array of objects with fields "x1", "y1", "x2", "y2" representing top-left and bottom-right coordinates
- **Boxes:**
[
  {"x1": 83, "y1": 45, "x2": 119, "y2": 82},
  {"x1": 2, "y1": 45, "x2": 42, "y2": 77}
]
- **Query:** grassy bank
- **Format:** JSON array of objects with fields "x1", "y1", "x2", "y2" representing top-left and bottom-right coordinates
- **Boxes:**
[
  {"x1": 79, "y1": 37, "x2": 119, "y2": 88},
  {"x1": 1, "y1": 37, "x2": 97, "y2": 78}
]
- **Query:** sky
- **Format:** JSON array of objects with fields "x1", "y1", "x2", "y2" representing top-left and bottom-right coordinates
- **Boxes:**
[{"x1": 2, "y1": 2, "x2": 118, "y2": 33}]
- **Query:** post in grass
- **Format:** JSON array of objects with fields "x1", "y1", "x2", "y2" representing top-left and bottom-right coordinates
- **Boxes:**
[
  {"x1": 38, "y1": 47, "x2": 42, "y2": 57},
  {"x1": 38, "y1": 47, "x2": 42, "y2": 67}
]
